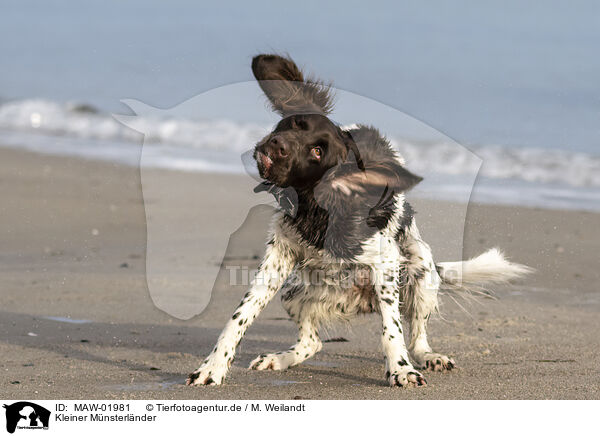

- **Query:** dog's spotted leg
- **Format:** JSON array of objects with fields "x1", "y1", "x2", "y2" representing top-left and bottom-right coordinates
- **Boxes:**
[
  {"x1": 250, "y1": 274, "x2": 322, "y2": 370},
  {"x1": 187, "y1": 238, "x2": 296, "y2": 386},
  {"x1": 249, "y1": 317, "x2": 321, "y2": 370},
  {"x1": 409, "y1": 310, "x2": 455, "y2": 372},
  {"x1": 405, "y1": 231, "x2": 455, "y2": 372},
  {"x1": 373, "y1": 261, "x2": 426, "y2": 388},
  {"x1": 409, "y1": 314, "x2": 455, "y2": 372}
]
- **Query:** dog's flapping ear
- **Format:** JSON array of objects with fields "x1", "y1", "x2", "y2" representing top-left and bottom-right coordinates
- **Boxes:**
[
  {"x1": 314, "y1": 147, "x2": 422, "y2": 258},
  {"x1": 314, "y1": 154, "x2": 422, "y2": 211},
  {"x1": 252, "y1": 54, "x2": 334, "y2": 116}
]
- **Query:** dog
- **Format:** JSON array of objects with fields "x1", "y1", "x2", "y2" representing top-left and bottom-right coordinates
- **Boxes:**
[{"x1": 186, "y1": 54, "x2": 531, "y2": 387}]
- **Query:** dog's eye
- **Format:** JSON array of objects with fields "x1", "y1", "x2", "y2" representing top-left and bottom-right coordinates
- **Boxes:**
[{"x1": 310, "y1": 146, "x2": 322, "y2": 159}]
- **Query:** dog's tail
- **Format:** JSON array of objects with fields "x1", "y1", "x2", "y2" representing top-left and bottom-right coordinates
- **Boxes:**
[{"x1": 436, "y1": 248, "x2": 533, "y2": 291}]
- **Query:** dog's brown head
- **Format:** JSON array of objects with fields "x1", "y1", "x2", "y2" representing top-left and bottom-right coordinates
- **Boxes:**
[
  {"x1": 252, "y1": 53, "x2": 421, "y2": 201},
  {"x1": 254, "y1": 112, "x2": 361, "y2": 188},
  {"x1": 252, "y1": 54, "x2": 363, "y2": 189}
]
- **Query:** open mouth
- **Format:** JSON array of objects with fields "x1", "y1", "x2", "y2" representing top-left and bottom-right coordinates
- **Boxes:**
[{"x1": 255, "y1": 149, "x2": 273, "y2": 179}]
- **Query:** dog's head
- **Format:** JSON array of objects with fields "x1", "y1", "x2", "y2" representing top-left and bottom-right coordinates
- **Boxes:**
[
  {"x1": 254, "y1": 113, "x2": 360, "y2": 188},
  {"x1": 252, "y1": 54, "x2": 362, "y2": 189},
  {"x1": 251, "y1": 54, "x2": 421, "y2": 205}
]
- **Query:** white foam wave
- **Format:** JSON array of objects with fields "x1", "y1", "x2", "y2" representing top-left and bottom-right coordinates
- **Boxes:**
[
  {"x1": 0, "y1": 98, "x2": 270, "y2": 152},
  {"x1": 1, "y1": 98, "x2": 599, "y2": 188},
  {"x1": 396, "y1": 139, "x2": 600, "y2": 188}
]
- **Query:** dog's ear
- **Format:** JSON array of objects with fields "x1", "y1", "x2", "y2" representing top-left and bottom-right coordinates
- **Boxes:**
[
  {"x1": 314, "y1": 156, "x2": 422, "y2": 210},
  {"x1": 252, "y1": 54, "x2": 334, "y2": 116}
]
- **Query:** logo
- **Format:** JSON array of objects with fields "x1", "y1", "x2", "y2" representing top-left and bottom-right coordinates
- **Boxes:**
[{"x1": 3, "y1": 402, "x2": 50, "y2": 434}]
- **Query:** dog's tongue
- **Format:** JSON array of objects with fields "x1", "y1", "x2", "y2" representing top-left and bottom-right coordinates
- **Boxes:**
[{"x1": 261, "y1": 153, "x2": 273, "y2": 172}]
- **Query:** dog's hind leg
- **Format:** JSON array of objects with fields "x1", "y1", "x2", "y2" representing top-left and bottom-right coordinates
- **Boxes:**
[
  {"x1": 371, "y1": 257, "x2": 427, "y2": 388},
  {"x1": 402, "y1": 226, "x2": 455, "y2": 372},
  {"x1": 249, "y1": 274, "x2": 322, "y2": 370},
  {"x1": 407, "y1": 281, "x2": 455, "y2": 372}
]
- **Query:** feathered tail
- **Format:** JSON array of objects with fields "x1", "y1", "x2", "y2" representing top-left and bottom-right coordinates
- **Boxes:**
[{"x1": 436, "y1": 248, "x2": 533, "y2": 290}]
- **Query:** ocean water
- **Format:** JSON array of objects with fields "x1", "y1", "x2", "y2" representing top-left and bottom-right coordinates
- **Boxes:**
[{"x1": 1, "y1": 1, "x2": 599, "y2": 211}]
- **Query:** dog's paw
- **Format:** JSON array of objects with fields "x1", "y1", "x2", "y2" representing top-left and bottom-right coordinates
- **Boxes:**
[
  {"x1": 249, "y1": 353, "x2": 289, "y2": 371},
  {"x1": 186, "y1": 363, "x2": 228, "y2": 386},
  {"x1": 387, "y1": 368, "x2": 427, "y2": 387},
  {"x1": 422, "y1": 353, "x2": 455, "y2": 372}
]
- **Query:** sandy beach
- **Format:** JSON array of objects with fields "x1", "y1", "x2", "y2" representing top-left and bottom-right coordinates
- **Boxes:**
[{"x1": 1, "y1": 146, "x2": 599, "y2": 400}]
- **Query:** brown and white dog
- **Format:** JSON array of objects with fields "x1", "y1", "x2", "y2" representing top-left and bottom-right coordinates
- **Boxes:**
[{"x1": 186, "y1": 54, "x2": 531, "y2": 387}]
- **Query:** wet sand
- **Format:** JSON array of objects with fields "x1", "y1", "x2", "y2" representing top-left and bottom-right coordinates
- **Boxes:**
[{"x1": 1, "y1": 147, "x2": 599, "y2": 400}]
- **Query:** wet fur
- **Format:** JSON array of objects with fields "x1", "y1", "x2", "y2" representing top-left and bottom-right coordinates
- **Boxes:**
[{"x1": 187, "y1": 54, "x2": 530, "y2": 387}]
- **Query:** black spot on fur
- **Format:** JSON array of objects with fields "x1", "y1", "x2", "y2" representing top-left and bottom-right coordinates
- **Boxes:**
[
  {"x1": 412, "y1": 266, "x2": 427, "y2": 282},
  {"x1": 281, "y1": 279, "x2": 305, "y2": 302},
  {"x1": 435, "y1": 264, "x2": 444, "y2": 276},
  {"x1": 395, "y1": 201, "x2": 415, "y2": 241}
]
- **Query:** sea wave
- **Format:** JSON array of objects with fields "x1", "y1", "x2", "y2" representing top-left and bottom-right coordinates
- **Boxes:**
[{"x1": 1, "y1": 98, "x2": 599, "y2": 188}]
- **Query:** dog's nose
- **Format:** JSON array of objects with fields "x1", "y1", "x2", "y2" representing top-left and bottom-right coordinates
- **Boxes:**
[{"x1": 268, "y1": 136, "x2": 289, "y2": 158}]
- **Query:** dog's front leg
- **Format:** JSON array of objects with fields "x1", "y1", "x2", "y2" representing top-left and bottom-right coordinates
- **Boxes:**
[
  {"x1": 187, "y1": 239, "x2": 295, "y2": 386},
  {"x1": 373, "y1": 261, "x2": 427, "y2": 388}
]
